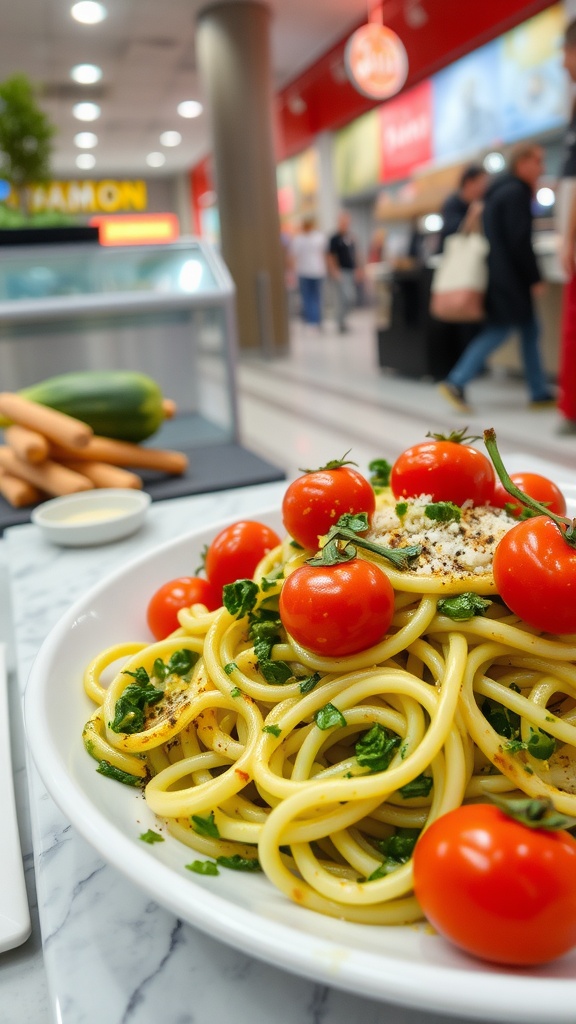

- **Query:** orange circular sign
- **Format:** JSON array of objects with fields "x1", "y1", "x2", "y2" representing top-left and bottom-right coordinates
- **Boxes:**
[{"x1": 345, "y1": 24, "x2": 408, "y2": 101}]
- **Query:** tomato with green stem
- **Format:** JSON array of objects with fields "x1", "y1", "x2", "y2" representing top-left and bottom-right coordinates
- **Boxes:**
[
  {"x1": 491, "y1": 471, "x2": 567, "y2": 518},
  {"x1": 391, "y1": 429, "x2": 495, "y2": 506},
  {"x1": 413, "y1": 800, "x2": 576, "y2": 966},
  {"x1": 279, "y1": 557, "x2": 394, "y2": 657},
  {"x1": 204, "y1": 520, "x2": 282, "y2": 595},
  {"x1": 484, "y1": 429, "x2": 576, "y2": 634},
  {"x1": 282, "y1": 453, "x2": 376, "y2": 551},
  {"x1": 147, "y1": 576, "x2": 220, "y2": 640}
]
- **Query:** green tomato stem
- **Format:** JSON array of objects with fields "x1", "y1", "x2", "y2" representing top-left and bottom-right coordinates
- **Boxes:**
[{"x1": 483, "y1": 428, "x2": 576, "y2": 544}]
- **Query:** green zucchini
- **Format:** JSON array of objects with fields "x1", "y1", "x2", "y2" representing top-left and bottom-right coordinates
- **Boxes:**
[{"x1": 0, "y1": 370, "x2": 170, "y2": 442}]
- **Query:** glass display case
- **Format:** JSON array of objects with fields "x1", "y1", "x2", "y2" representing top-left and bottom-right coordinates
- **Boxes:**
[{"x1": 0, "y1": 239, "x2": 284, "y2": 530}]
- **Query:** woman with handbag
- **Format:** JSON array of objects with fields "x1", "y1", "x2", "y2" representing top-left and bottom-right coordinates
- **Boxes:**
[{"x1": 438, "y1": 143, "x2": 554, "y2": 413}]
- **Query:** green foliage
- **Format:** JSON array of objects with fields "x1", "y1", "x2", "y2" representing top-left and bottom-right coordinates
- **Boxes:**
[{"x1": 0, "y1": 74, "x2": 55, "y2": 189}]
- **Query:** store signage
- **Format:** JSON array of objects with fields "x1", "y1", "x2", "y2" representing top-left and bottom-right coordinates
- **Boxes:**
[
  {"x1": 25, "y1": 179, "x2": 148, "y2": 215},
  {"x1": 345, "y1": 24, "x2": 408, "y2": 101},
  {"x1": 379, "y1": 79, "x2": 433, "y2": 182},
  {"x1": 90, "y1": 213, "x2": 180, "y2": 246}
]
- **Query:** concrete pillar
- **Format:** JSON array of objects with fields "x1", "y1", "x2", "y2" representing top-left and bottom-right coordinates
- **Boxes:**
[{"x1": 196, "y1": 1, "x2": 289, "y2": 354}]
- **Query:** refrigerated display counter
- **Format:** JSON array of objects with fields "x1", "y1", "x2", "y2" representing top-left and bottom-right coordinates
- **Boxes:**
[{"x1": 0, "y1": 238, "x2": 284, "y2": 529}]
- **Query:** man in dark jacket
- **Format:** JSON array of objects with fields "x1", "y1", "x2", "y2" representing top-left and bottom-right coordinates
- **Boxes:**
[{"x1": 438, "y1": 143, "x2": 554, "y2": 412}]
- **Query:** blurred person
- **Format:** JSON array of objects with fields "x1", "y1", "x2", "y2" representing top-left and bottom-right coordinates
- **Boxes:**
[
  {"x1": 431, "y1": 164, "x2": 489, "y2": 374},
  {"x1": 327, "y1": 210, "x2": 361, "y2": 332},
  {"x1": 439, "y1": 164, "x2": 488, "y2": 250},
  {"x1": 556, "y1": 18, "x2": 576, "y2": 434},
  {"x1": 438, "y1": 143, "x2": 553, "y2": 412},
  {"x1": 289, "y1": 216, "x2": 327, "y2": 328}
]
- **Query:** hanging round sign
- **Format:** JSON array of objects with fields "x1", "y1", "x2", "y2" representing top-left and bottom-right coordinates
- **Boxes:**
[{"x1": 345, "y1": 23, "x2": 408, "y2": 100}]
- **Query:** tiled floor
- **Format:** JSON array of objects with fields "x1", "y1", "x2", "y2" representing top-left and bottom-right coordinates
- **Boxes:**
[{"x1": 237, "y1": 306, "x2": 575, "y2": 484}]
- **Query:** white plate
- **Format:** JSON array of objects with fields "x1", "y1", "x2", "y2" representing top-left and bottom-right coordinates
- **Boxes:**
[
  {"x1": 24, "y1": 505, "x2": 576, "y2": 1022},
  {"x1": 0, "y1": 643, "x2": 31, "y2": 952}
]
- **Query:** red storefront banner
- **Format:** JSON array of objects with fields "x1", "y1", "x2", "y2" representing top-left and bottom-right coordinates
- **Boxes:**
[{"x1": 379, "y1": 79, "x2": 433, "y2": 183}]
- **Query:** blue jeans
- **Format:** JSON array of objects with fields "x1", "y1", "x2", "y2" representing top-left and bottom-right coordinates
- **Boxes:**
[
  {"x1": 298, "y1": 276, "x2": 323, "y2": 325},
  {"x1": 446, "y1": 316, "x2": 550, "y2": 401}
]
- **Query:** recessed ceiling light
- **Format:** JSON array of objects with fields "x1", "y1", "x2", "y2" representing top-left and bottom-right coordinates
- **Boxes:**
[
  {"x1": 177, "y1": 100, "x2": 203, "y2": 119},
  {"x1": 146, "y1": 152, "x2": 166, "y2": 167},
  {"x1": 76, "y1": 153, "x2": 96, "y2": 169},
  {"x1": 159, "y1": 131, "x2": 182, "y2": 147},
  {"x1": 71, "y1": 63, "x2": 102, "y2": 84},
  {"x1": 74, "y1": 131, "x2": 98, "y2": 148},
  {"x1": 73, "y1": 101, "x2": 101, "y2": 121},
  {"x1": 71, "y1": 2, "x2": 107, "y2": 24}
]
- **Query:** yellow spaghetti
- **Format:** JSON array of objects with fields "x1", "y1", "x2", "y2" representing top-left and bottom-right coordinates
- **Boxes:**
[{"x1": 81, "y1": 496, "x2": 576, "y2": 925}]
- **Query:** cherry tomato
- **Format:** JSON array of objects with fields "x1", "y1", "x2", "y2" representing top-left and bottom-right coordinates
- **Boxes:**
[
  {"x1": 413, "y1": 803, "x2": 576, "y2": 966},
  {"x1": 279, "y1": 558, "x2": 394, "y2": 657},
  {"x1": 493, "y1": 515, "x2": 576, "y2": 634},
  {"x1": 282, "y1": 465, "x2": 375, "y2": 551},
  {"x1": 204, "y1": 520, "x2": 282, "y2": 594},
  {"x1": 147, "y1": 576, "x2": 220, "y2": 640},
  {"x1": 391, "y1": 439, "x2": 495, "y2": 506},
  {"x1": 491, "y1": 471, "x2": 567, "y2": 519}
]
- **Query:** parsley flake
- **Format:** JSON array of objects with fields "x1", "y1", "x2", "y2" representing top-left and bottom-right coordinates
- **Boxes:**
[
  {"x1": 186, "y1": 859, "x2": 219, "y2": 876},
  {"x1": 191, "y1": 811, "x2": 220, "y2": 838},
  {"x1": 314, "y1": 703, "x2": 347, "y2": 731},
  {"x1": 140, "y1": 829, "x2": 164, "y2": 844}
]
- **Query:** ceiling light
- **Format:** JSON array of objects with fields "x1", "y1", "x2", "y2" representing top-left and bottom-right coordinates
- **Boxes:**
[
  {"x1": 159, "y1": 131, "x2": 182, "y2": 147},
  {"x1": 71, "y1": 2, "x2": 107, "y2": 24},
  {"x1": 73, "y1": 101, "x2": 101, "y2": 121},
  {"x1": 76, "y1": 153, "x2": 96, "y2": 169},
  {"x1": 146, "y1": 152, "x2": 166, "y2": 167},
  {"x1": 71, "y1": 63, "x2": 102, "y2": 84},
  {"x1": 177, "y1": 100, "x2": 203, "y2": 119},
  {"x1": 483, "y1": 151, "x2": 505, "y2": 174},
  {"x1": 536, "y1": 187, "x2": 555, "y2": 208},
  {"x1": 74, "y1": 131, "x2": 98, "y2": 148}
]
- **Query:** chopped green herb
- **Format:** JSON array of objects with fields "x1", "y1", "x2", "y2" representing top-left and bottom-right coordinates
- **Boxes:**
[
  {"x1": 366, "y1": 862, "x2": 391, "y2": 881},
  {"x1": 96, "y1": 760, "x2": 143, "y2": 787},
  {"x1": 299, "y1": 672, "x2": 321, "y2": 694},
  {"x1": 437, "y1": 592, "x2": 491, "y2": 621},
  {"x1": 260, "y1": 568, "x2": 284, "y2": 591},
  {"x1": 503, "y1": 738, "x2": 526, "y2": 755},
  {"x1": 368, "y1": 458, "x2": 392, "y2": 490},
  {"x1": 110, "y1": 680, "x2": 164, "y2": 734},
  {"x1": 186, "y1": 859, "x2": 219, "y2": 876},
  {"x1": 377, "y1": 828, "x2": 420, "y2": 864},
  {"x1": 223, "y1": 579, "x2": 259, "y2": 617},
  {"x1": 527, "y1": 727, "x2": 556, "y2": 761},
  {"x1": 482, "y1": 695, "x2": 520, "y2": 740},
  {"x1": 399, "y1": 773, "x2": 433, "y2": 799},
  {"x1": 355, "y1": 723, "x2": 401, "y2": 772},
  {"x1": 425, "y1": 501, "x2": 461, "y2": 523},
  {"x1": 123, "y1": 665, "x2": 150, "y2": 686},
  {"x1": 289, "y1": 539, "x2": 304, "y2": 550},
  {"x1": 195, "y1": 544, "x2": 208, "y2": 575},
  {"x1": 140, "y1": 829, "x2": 164, "y2": 844},
  {"x1": 314, "y1": 703, "x2": 347, "y2": 731},
  {"x1": 262, "y1": 724, "x2": 282, "y2": 737},
  {"x1": 216, "y1": 854, "x2": 262, "y2": 872},
  {"x1": 230, "y1": 686, "x2": 241, "y2": 698},
  {"x1": 395, "y1": 501, "x2": 408, "y2": 518},
  {"x1": 166, "y1": 649, "x2": 198, "y2": 676},
  {"x1": 153, "y1": 657, "x2": 169, "y2": 681},
  {"x1": 191, "y1": 811, "x2": 220, "y2": 839},
  {"x1": 224, "y1": 662, "x2": 238, "y2": 675},
  {"x1": 249, "y1": 618, "x2": 281, "y2": 661},
  {"x1": 259, "y1": 659, "x2": 294, "y2": 685}
]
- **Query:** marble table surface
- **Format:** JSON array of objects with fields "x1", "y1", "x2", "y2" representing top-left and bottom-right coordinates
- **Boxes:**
[{"x1": 1, "y1": 477, "x2": 573, "y2": 1024}]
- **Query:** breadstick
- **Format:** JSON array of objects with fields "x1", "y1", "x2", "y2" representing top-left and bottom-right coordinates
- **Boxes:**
[
  {"x1": 51, "y1": 436, "x2": 188, "y2": 475},
  {"x1": 62, "y1": 460, "x2": 143, "y2": 490},
  {"x1": 4, "y1": 424, "x2": 50, "y2": 464},
  {"x1": 0, "y1": 446, "x2": 93, "y2": 496},
  {"x1": 0, "y1": 468, "x2": 43, "y2": 508},
  {"x1": 0, "y1": 392, "x2": 93, "y2": 449}
]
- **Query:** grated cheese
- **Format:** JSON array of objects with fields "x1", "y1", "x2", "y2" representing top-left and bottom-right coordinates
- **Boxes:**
[{"x1": 367, "y1": 495, "x2": 515, "y2": 579}]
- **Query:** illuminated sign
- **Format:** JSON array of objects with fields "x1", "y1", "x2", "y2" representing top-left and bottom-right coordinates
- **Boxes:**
[
  {"x1": 24, "y1": 179, "x2": 148, "y2": 214},
  {"x1": 345, "y1": 24, "x2": 408, "y2": 101},
  {"x1": 90, "y1": 213, "x2": 180, "y2": 246}
]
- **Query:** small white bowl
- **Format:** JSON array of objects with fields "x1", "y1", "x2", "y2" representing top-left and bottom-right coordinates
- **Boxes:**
[{"x1": 31, "y1": 489, "x2": 151, "y2": 547}]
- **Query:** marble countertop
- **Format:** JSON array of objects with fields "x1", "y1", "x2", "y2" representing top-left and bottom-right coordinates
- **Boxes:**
[{"x1": 0, "y1": 479, "x2": 568, "y2": 1024}]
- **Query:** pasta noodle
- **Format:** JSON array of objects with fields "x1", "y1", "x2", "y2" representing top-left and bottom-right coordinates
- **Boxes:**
[{"x1": 82, "y1": 499, "x2": 576, "y2": 926}]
